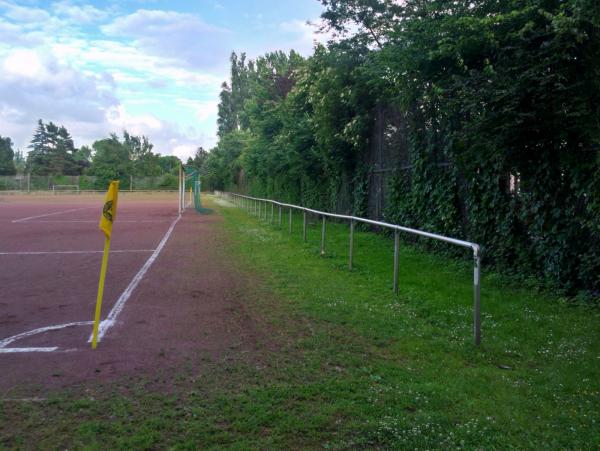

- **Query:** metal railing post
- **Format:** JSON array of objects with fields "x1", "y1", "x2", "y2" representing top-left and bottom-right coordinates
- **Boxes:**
[
  {"x1": 221, "y1": 192, "x2": 483, "y2": 346},
  {"x1": 303, "y1": 210, "x2": 307, "y2": 243},
  {"x1": 349, "y1": 219, "x2": 355, "y2": 270},
  {"x1": 320, "y1": 216, "x2": 326, "y2": 255},
  {"x1": 474, "y1": 247, "x2": 481, "y2": 346},
  {"x1": 393, "y1": 230, "x2": 400, "y2": 293}
]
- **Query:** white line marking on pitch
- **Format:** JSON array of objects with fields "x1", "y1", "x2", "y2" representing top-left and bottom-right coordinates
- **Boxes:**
[
  {"x1": 15, "y1": 220, "x2": 172, "y2": 224},
  {"x1": 90, "y1": 214, "x2": 182, "y2": 342},
  {"x1": 11, "y1": 207, "x2": 92, "y2": 223},
  {"x1": 0, "y1": 321, "x2": 94, "y2": 350},
  {"x1": 0, "y1": 249, "x2": 155, "y2": 255},
  {"x1": 0, "y1": 347, "x2": 58, "y2": 353},
  {"x1": 0, "y1": 215, "x2": 181, "y2": 353}
]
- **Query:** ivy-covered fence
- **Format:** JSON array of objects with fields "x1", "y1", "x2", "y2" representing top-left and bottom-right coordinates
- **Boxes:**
[
  {"x1": 366, "y1": 105, "x2": 599, "y2": 296},
  {"x1": 205, "y1": 0, "x2": 599, "y2": 296}
]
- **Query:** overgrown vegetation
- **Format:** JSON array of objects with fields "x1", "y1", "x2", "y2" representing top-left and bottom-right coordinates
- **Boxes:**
[
  {"x1": 2, "y1": 197, "x2": 598, "y2": 448},
  {"x1": 202, "y1": 0, "x2": 599, "y2": 296}
]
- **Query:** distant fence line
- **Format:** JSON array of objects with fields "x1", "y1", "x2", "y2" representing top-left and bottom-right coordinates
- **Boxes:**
[
  {"x1": 0, "y1": 174, "x2": 179, "y2": 191},
  {"x1": 216, "y1": 191, "x2": 483, "y2": 346}
]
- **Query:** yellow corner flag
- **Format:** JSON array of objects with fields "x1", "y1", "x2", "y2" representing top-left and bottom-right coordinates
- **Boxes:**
[
  {"x1": 92, "y1": 180, "x2": 120, "y2": 349},
  {"x1": 99, "y1": 180, "x2": 119, "y2": 238}
]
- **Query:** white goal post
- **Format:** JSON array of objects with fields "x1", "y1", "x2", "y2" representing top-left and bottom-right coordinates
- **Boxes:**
[{"x1": 52, "y1": 184, "x2": 80, "y2": 195}]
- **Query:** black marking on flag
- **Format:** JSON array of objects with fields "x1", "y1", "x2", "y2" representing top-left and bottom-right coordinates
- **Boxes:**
[{"x1": 103, "y1": 200, "x2": 113, "y2": 223}]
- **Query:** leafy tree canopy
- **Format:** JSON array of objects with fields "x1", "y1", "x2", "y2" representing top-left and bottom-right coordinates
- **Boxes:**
[{"x1": 0, "y1": 135, "x2": 16, "y2": 175}]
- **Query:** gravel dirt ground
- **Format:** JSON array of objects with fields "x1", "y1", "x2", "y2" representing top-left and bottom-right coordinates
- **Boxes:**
[{"x1": 0, "y1": 194, "x2": 265, "y2": 394}]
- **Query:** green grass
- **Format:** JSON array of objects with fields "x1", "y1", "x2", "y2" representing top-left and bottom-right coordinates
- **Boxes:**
[{"x1": 2, "y1": 196, "x2": 599, "y2": 449}]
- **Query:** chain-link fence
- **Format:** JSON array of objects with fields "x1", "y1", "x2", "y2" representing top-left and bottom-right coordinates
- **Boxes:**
[{"x1": 0, "y1": 174, "x2": 179, "y2": 191}]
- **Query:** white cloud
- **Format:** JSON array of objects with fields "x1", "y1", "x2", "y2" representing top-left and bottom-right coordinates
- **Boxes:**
[
  {"x1": 0, "y1": 17, "x2": 43, "y2": 46},
  {"x1": 68, "y1": 39, "x2": 223, "y2": 88},
  {"x1": 107, "y1": 105, "x2": 163, "y2": 133},
  {"x1": 175, "y1": 98, "x2": 219, "y2": 122},
  {"x1": 2, "y1": 48, "x2": 46, "y2": 78},
  {"x1": 51, "y1": 1, "x2": 110, "y2": 23},
  {"x1": 278, "y1": 18, "x2": 334, "y2": 56},
  {"x1": 0, "y1": 48, "x2": 117, "y2": 125},
  {"x1": 102, "y1": 9, "x2": 230, "y2": 70},
  {"x1": 172, "y1": 144, "x2": 197, "y2": 161},
  {"x1": 0, "y1": 44, "x2": 119, "y2": 153},
  {"x1": 0, "y1": 1, "x2": 50, "y2": 24}
]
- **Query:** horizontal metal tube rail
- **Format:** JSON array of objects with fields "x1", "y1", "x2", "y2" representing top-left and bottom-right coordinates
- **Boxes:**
[{"x1": 218, "y1": 191, "x2": 482, "y2": 346}]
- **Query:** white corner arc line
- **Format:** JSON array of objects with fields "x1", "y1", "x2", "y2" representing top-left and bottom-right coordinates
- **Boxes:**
[
  {"x1": 12, "y1": 207, "x2": 92, "y2": 223},
  {"x1": 0, "y1": 321, "x2": 94, "y2": 349},
  {"x1": 0, "y1": 249, "x2": 155, "y2": 256},
  {"x1": 90, "y1": 214, "x2": 182, "y2": 343},
  {"x1": 0, "y1": 347, "x2": 58, "y2": 353}
]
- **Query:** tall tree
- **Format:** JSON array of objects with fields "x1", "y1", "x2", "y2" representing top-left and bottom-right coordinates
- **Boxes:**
[
  {"x1": 0, "y1": 136, "x2": 16, "y2": 175},
  {"x1": 189, "y1": 147, "x2": 209, "y2": 169},
  {"x1": 88, "y1": 134, "x2": 132, "y2": 188},
  {"x1": 27, "y1": 119, "x2": 50, "y2": 174},
  {"x1": 13, "y1": 149, "x2": 26, "y2": 174},
  {"x1": 319, "y1": 0, "x2": 402, "y2": 48},
  {"x1": 123, "y1": 131, "x2": 160, "y2": 176},
  {"x1": 158, "y1": 155, "x2": 180, "y2": 175},
  {"x1": 26, "y1": 120, "x2": 80, "y2": 174},
  {"x1": 217, "y1": 82, "x2": 236, "y2": 137}
]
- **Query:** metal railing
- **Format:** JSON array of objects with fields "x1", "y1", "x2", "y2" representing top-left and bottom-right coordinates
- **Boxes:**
[{"x1": 217, "y1": 191, "x2": 482, "y2": 346}]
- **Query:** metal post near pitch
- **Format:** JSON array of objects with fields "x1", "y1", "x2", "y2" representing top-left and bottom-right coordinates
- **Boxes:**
[
  {"x1": 320, "y1": 216, "x2": 326, "y2": 255},
  {"x1": 473, "y1": 246, "x2": 481, "y2": 346},
  {"x1": 278, "y1": 206, "x2": 282, "y2": 227},
  {"x1": 271, "y1": 203, "x2": 274, "y2": 223},
  {"x1": 289, "y1": 208, "x2": 292, "y2": 234},
  {"x1": 178, "y1": 165, "x2": 182, "y2": 215},
  {"x1": 303, "y1": 210, "x2": 307, "y2": 243},
  {"x1": 393, "y1": 230, "x2": 400, "y2": 293},
  {"x1": 349, "y1": 219, "x2": 355, "y2": 270}
]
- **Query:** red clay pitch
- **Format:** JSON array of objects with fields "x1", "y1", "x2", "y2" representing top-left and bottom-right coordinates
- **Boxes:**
[{"x1": 0, "y1": 193, "x2": 261, "y2": 394}]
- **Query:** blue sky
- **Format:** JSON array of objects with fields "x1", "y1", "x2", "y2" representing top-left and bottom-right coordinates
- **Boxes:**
[{"x1": 0, "y1": 0, "x2": 327, "y2": 159}]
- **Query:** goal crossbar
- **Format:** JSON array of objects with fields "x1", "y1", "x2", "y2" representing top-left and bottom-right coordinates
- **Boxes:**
[{"x1": 52, "y1": 184, "x2": 80, "y2": 194}]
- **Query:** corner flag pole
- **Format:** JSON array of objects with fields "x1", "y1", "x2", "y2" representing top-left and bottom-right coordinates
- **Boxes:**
[
  {"x1": 91, "y1": 180, "x2": 119, "y2": 349},
  {"x1": 91, "y1": 237, "x2": 111, "y2": 349}
]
